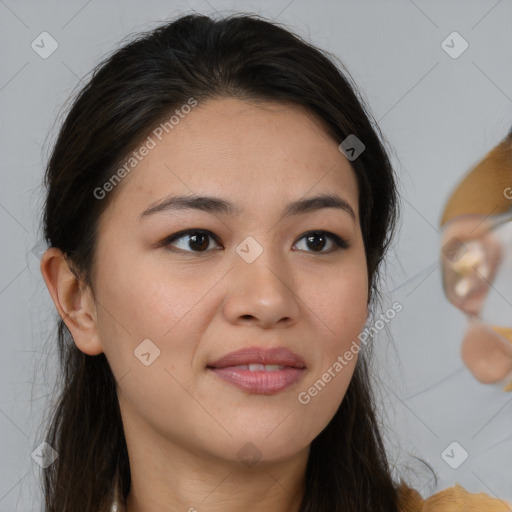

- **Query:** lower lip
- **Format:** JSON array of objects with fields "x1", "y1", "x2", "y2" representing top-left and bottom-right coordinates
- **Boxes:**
[{"x1": 208, "y1": 367, "x2": 305, "y2": 395}]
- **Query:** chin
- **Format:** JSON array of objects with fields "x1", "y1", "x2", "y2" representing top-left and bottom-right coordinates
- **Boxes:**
[{"x1": 202, "y1": 430, "x2": 310, "y2": 467}]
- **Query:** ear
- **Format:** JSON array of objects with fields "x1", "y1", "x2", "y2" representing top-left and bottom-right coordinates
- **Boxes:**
[{"x1": 40, "y1": 247, "x2": 103, "y2": 356}]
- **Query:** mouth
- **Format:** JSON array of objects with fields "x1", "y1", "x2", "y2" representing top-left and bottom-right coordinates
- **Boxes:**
[
  {"x1": 218, "y1": 363, "x2": 288, "y2": 371},
  {"x1": 206, "y1": 346, "x2": 306, "y2": 395}
]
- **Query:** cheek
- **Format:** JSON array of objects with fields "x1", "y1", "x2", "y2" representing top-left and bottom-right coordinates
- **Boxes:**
[
  {"x1": 292, "y1": 261, "x2": 368, "y2": 415},
  {"x1": 96, "y1": 249, "x2": 200, "y2": 337},
  {"x1": 305, "y1": 263, "x2": 367, "y2": 369},
  {"x1": 96, "y1": 252, "x2": 219, "y2": 384},
  {"x1": 305, "y1": 261, "x2": 369, "y2": 345},
  {"x1": 96, "y1": 260, "x2": 206, "y2": 423}
]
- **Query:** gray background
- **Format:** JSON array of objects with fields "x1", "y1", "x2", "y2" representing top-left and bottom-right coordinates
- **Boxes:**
[{"x1": 1, "y1": 0, "x2": 511, "y2": 510}]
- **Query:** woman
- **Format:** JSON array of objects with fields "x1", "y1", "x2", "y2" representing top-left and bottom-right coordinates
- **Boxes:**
[{"x1": 37, "y1": 12, "x2": 510, "y2": 512}]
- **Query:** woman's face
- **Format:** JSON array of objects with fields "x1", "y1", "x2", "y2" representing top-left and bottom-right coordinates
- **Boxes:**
[{"x1": 87, "y1": 97, "x2": 369, "y2": 465}]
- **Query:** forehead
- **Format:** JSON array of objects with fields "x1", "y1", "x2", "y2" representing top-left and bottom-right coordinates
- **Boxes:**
[{"x1": 101, "y1": 97, "x2": 359, "y2": 225}]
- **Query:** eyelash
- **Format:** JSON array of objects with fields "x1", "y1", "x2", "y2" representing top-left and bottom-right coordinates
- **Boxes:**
[{"x1": 161, "y1": 229, "x2": 350, "y2": 256}]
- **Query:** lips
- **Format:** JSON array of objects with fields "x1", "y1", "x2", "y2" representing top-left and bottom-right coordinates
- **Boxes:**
[
  {"x1": 207, "y1": 346, "x2": 306, "y2": 395},
  {"x1": 207, "y1": 346, "x2": 306, "y2": 369}
]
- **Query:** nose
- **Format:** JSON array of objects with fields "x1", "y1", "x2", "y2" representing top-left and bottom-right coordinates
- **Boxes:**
[{"x1": 222, "y1": 244, "x2": 301, "y2": 329}]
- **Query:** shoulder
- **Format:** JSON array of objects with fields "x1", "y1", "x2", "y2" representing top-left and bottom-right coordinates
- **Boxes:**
[{"x1": 397, "y1": 480, "x2": 512, "y2": 512}]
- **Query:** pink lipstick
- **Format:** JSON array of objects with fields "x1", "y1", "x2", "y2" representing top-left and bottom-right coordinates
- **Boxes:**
[{"x1": 207, "y1": 346, "x2": 306, "y2": 395}]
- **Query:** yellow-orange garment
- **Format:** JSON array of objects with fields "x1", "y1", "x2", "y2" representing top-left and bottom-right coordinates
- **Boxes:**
[{"x1": 397, "y1": 481, "x2": 512, "y2": 511}]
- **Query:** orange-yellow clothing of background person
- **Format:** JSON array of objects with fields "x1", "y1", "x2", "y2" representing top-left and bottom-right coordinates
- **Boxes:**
[{"x1": 397, "y1": 480, "x2": 511, "y2": 511}]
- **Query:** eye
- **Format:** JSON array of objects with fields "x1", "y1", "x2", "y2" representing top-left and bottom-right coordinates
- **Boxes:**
[
  {"x1": 163, "y1": 229, "x2": 222, "y2": 254},
  {"x1": 293, "y1": 231, "x2": 349, "y2": 254},
  {"x1": 162, "y1": 229, "x2": 349, "y2": 255}
]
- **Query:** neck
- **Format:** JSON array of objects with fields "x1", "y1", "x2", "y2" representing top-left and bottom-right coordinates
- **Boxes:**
[{"x1": 121, "y1": 423, "x2": 308, "y2": 512}]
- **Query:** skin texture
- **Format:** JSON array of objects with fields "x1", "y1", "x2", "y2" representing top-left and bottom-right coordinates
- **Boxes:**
[{"x1": 40, "y1": 98, "x2": 369, "y2": 512}]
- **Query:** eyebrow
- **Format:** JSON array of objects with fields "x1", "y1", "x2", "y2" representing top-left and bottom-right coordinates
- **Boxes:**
[{"x1": 137, "y1": 193, "x2": 356, "y2": 222}]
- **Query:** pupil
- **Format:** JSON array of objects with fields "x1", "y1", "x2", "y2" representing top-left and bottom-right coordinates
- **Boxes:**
[
  {"x1": 190, "y1": 233, "x2": 208, "y2": 251},
  {"x1": 307, "y1": 233, "x2": 325, "y2": 251}
]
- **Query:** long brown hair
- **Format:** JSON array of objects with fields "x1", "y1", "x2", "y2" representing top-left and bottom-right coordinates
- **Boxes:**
[{"x1": 38, "y1": 12, "x2": 428, "y2": 511}]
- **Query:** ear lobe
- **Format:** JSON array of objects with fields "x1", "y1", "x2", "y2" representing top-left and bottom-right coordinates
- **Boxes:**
[{"x1": 40, "y1": 247, "x2": 103, "y2": 356}]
